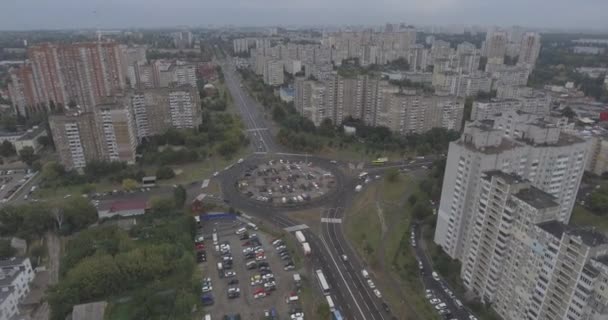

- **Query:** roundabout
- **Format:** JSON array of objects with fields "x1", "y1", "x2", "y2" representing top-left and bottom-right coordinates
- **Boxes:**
[{"x1": 219, "y1": 154, "x2": 350, "y2": 211}]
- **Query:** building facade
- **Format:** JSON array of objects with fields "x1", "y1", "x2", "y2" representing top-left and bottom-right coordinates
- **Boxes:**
[{"x1": 434, "y1": 114, "x2": 588, "y2": 259}]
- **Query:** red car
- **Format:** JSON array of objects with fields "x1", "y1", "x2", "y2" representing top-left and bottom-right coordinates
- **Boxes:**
[
  {"x1": 196, "y1": 243, "x2": 205, "y2": 249},
  {"x1": 253, "y1": 287, "x2": 265, "y2": 295},
  {"x1": 242, "y1": 241, "x2": 251, "y2": 246}
]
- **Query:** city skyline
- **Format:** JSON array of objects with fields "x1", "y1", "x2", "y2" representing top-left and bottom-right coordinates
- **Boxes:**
[{"x1": 1, "y1": 0, "x2": 608, "y2": 31}]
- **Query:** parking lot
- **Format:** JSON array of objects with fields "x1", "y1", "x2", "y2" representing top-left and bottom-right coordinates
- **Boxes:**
[
  {"x1": 236, "y1": 159, "x2": 336, "y2": 205},
  {"x1": 196, "y1": 217, "x2": 306, "y2": 319}
]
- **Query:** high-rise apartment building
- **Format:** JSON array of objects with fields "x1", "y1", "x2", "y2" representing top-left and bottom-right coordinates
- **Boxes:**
[
  {"x1": 471, "y1": 98, "x2": 551, "y2": 121},
  {"x1": 172, "y1": 31, "x2": 193, "y2": 49},
  {"x1": 434, "y1": 113, "x2": 588, "y2": 259},
  {"x1": 376, "y1": 91, "x2": 464, "y2": 134},
  {"x1": 263, "y1": 60, "x2": 284, "y2": 86},
  {"x1": 49, "y1": 111, "x2": 103, "y2": 170},
  {"x1": 128, "y1": 86, "x2": 201, "y2": 140},
  {"x1": 294, "y1": 78, "x2": 327, "y2": 126},
  {"x1": 460, "y1": 171, "x2": 561, "y2": 302},
  {"x1": 494, "y1": 220, "x2": 608, "y2": 320},
  {"x1": 7, "y1": 65, "x2": 45, "y2": 116},
  {"x1": 456, "y1": 167, "x2": 608, "y2": 320},
  {"x1": 9, "y1": 42, "x2": 127, "y2": 113},
  {"x1": 94, "y1": 102, "x2": 138, "y2": 164},
  {"x1": 518, "y1": 32, "x2": 542, "y2": 68},
  {"x1": 484, "y1": 30, "x2": 508, "y2": 64},
  {"x1": 50, "y1": 86, "x2": 200, "y2": 169},
  {"x1": 295, "y1": 75, "x2": 463, "y2": 134}
]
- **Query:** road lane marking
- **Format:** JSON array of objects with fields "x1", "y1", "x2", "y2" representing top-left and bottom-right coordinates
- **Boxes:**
[{"x1": 319, "y1": 234, "x2": 368, "y2": 320}]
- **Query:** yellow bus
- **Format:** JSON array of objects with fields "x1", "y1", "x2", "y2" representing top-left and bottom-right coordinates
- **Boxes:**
[{"x1": 371, "y1": 157, "x2": 388, "y2": 165}]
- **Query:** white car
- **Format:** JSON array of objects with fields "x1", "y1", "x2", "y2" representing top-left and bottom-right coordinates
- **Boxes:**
[
  {"x1": 224, "y1": 271, "x2": 236, "y2": 278},
  {"x1": 341, "y1": 254, "x2": 348, "y2": 262},
  {"x1": 367, "y1": 279, "x2": 376, "y2": 289},
  {"x1": 254, "y1": 292, "x2": 266, "y2": 299},
  {"x1": 202, "y1": 285, "x2": 212, "y2": 293},
  {"x1": 256, "y1": 255, "x2": 267, "y2": 261},
  {"x1": 237, "y1": 158, "x2": 244, "y2": 164},
  {"x1": 373, "y1": 289, "x2": 382, "y2": 298},
  {"x1": 429, "y1": 298, "x2": 441, "y2": 305},
  {"x1": 435, "y1": 303, "x2": 447, "y2": 310}
]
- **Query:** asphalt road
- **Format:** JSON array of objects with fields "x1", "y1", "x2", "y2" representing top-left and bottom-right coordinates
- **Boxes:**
[
  {"x1": 213, "y1": 58, "x2": 460, "y2": 320},
  {"x1": 221, "y1": 59, "x2": 283, "y2": 154},
  {"x1": 412, "y1": 223, "x2": 477, "y2": 320}
]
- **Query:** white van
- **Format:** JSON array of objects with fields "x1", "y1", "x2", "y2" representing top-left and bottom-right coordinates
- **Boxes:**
[{"x1": 361, "y1": 269, "x2": 369, "y2": 279}]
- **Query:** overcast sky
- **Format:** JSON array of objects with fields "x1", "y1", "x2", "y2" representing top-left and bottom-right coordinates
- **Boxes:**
[{"x1": 1, "y1": 0, "x2": 607, "y2": 30}]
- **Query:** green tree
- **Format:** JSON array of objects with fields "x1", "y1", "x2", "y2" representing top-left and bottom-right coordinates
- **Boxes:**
[
  {"x1": 173, "y1": 185, "x2": 187, "y2": 208},
  {"x1": 412, "y1": 203, "x2": 433, "y2": 220},
  {"x1": 156, "y1": 166, "x2": 175, "y2": 180},
  {"x1": 319, "y1": 118, "x2": 335, "y2": 137},
  {"x1": 19, "y1": 146, "x2": 38, "y2": 166},
  {"x1": 0, "y1": 140, "x2": 16, "y2": 157},
  {"x1": 150, "y1": 197, "x2": 176, "y2": 216},
  {"x1": 0, "y1": 239, "x2": 15, "y2": 258},
  {"x1": 386, "y1": 168, "x2": 400, "y2": 183},
  {"x1": 589, "y1": 187, "x2": 608, "y2": 215},
  {"x1": 408, "y1": 194, "x2": 418, "y2": 206},
  {"x1": 37, "y1": 135, "x2": 52, "y2": 149},
  {"x1": 122, "y1": 178, "x2": 138, "y2": 191}
]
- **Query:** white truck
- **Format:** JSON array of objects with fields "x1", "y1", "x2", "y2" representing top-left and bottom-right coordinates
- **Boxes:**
[
  {"x1": 295, "y1": 231, "x2": 306, "y2": 243},
  {"x1": 293, "y1": 273, "x2": 302, "y2": 287},
  {"x1": 302, "y1": 242, "x2": 311, "y2": 256}
]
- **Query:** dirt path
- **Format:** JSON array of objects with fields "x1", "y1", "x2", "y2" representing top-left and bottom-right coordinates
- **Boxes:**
[{"x1": 30, "y1": 232, "x2": 61, "y2": 320}]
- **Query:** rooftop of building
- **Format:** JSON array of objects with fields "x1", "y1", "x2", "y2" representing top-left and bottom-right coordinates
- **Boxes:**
[
  {"x1": 97, "y1": 199, "x2": 148, "y2": 213},
  {"x1": 17, "y1": 126, "x2": 46, "y2": 141},
  {"x1": 0, "y1": 286, "x2": 14, "y2": 302},
  {"x1": 0, "y1": 268, "x2": 20, "y2": 287},
  {"x1": 71, "y1": 301, "x2": 108, "y2": 320},
  {"x1": 0, "y1": 257, "x2": 28, "y2": 268},
  {"x1": 537, "y1": 220, "x2": 608, "y2": 247},
  {"x1": 514, "y1": 187, "x2": 559, "y2": 210},
  {"x1": 593, "y1": 255, "x2": 608, "y2": 269},
  {"x1": 483, "y1": 170, "x2": 525, "y2": 184}
]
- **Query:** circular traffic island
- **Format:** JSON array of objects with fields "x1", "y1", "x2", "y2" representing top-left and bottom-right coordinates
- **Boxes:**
[{"x1": 236, "y1": 158, "x2": 337, "y2": 207}]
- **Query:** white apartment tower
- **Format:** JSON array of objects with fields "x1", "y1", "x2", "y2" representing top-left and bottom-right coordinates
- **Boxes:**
[
  {"x1": 434, "y1": 114, "x2": 588, "y2": 259},
  {"x1": 95, "y1": 103, "x2": 138, "y2": 164},
  {"x1": 263, "y1": 60, "x2": 284, "y2": 86}
]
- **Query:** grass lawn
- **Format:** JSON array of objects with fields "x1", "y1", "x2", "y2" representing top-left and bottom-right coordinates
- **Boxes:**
[
  {"x1": 344, "y1": 182, "x2": 383, "y2": 264},
  {"x1": 34, "y1": 180, "x2": 117, "y2": 202},
  {"x1": 344, "y1": 172, "x2": 439, "y2": 320},
  {"x1": 571, "y1": 205, "x2": 608, "y2": 233},
  {"x1": 317, "y1": 143, "x2": 416, "y2": 163}
]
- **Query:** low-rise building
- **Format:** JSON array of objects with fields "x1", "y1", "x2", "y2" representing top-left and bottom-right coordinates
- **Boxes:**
[
  {"x1": 0, "y1": 257, "x2": 34, "y2": 320},
  {"x1": 97, "y1": 199, "x2": 148, "y2": 219},
  {"x1": 13, "y1": 126, "x2": 47, "y2": 153}
]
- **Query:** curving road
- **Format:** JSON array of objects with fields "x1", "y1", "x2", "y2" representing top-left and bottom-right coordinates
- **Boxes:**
[{"x1": 214, "y1": 57, "x2": 451, "y2": 320}]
